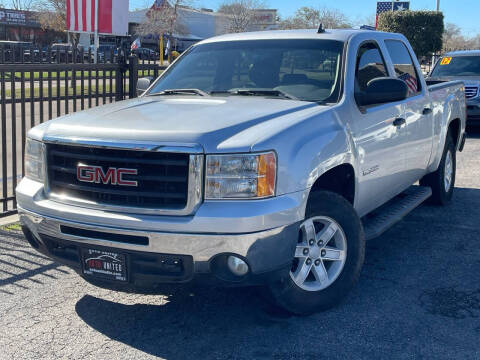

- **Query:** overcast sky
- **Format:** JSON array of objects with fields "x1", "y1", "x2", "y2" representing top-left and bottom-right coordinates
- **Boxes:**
[{"x1": 130, "y1": 0, "x2": 480, "y2": 37}]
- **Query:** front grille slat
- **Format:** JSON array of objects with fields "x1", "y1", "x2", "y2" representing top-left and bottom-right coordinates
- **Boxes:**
[
  {"x1": 47, "y1": 144, "x2": 190, "y2": 210},
  {"x1": 465, "y1": 86, "x2": 478, "y2": 99},
  {"x1": 50, "y1": 149, "x2": 188, "y2": 166},
  {"x1": 50, "y1": 180, "x2": 187, "y2": 199}
]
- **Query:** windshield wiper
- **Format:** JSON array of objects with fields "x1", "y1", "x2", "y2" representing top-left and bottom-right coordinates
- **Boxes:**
[
  {"x1": 211, "y1": 89, "x2": 298, "y2": 100},
  {"x1": 148, "y1": 89, "x2": 209, "y2": 97}
]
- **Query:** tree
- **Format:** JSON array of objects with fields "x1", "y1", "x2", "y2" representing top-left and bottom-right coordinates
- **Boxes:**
[
  {"x1": 33, "y1": 0, "x2": 78, "y2": 46},
  {"x1": 442, "y1": 23, "x2": 474, "y2": 51},
  {"x1": 377, "y1": 11, "x2": 444, "y2": 57},
  {"x1": 134, "y1": 0, "x2": 190, "y2": 62},
  {"x1": 279, "y1": 6, "x2": 351, "y2": 30},
  {"x1": 5, "y1": 0, "x2": 34, "y2": 10},
  {"x1": 218, "y1": 0, "x2": 264, "y2": 33}
]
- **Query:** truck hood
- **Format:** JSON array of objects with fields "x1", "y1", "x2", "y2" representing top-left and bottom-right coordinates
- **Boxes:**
[{"x1": 34, "y1": 96, "x2": 324, "y2": 153}]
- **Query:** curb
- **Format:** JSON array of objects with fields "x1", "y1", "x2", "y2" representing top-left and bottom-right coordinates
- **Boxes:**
[{"x1": 0, "y1": 214, "x2": 20, "y2": 227}]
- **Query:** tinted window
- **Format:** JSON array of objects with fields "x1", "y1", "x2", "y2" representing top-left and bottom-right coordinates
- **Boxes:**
[
  {"x1": 385, "y1": 40, "x2": 421, "y2": 96},
  {"x1": 148, "y1": 40, "x2": 344, "y2": 103},
  {"x1": 355, "y1": 42, "x2": 388, "y2": 101},
  {"x1": 430, "y1": 56, "x2": 480, "y2": 77}
]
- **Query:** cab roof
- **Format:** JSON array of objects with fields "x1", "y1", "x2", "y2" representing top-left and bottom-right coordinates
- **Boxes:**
[{"x1": 198, "y1": 28, "x2": 404, "y2": 45}]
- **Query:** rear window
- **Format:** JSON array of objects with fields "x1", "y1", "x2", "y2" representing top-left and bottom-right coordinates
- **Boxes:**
[
  {"x1": 385, "y1": 40, "x2": 421, "y2": 96},
  {"x1": 431, "y1": 56, "x2": 480, "y2": 77}
]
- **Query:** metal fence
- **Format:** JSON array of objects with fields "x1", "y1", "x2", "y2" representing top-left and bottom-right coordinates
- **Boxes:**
[{"x1": 0, "y1": 50, "x2": 166, "y2": 217}]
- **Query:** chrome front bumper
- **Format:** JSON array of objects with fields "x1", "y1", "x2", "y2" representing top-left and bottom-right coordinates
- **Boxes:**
[{"x1": 19, "y1": 207, "x2": 300, "y2": 275}]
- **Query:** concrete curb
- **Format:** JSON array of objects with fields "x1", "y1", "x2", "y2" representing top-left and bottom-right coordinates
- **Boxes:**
[{"x1": 0, "y1": 214, "x2": 20, "y2": 226}]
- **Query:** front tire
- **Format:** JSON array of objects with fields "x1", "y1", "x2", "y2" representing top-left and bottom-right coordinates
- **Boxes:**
[
  {"x1": 420, "y1": 134, "x2": 456, "y2": 205},
  {"x1": 268, "y1": 191, "x2": 365, "y2": 315}
]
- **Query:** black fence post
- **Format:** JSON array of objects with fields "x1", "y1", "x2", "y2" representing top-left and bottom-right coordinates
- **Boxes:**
[
  {"x1": 128, "y1": 55, "x2": 138, "y2": 99},
  {"x1": 115, "y1": 51, "x2": 126, "y2": 101}
]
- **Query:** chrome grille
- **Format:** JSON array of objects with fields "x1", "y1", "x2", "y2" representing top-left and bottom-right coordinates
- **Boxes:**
[
  {"x1": 47, "y1": 144, "x2": 190, "y2": 210},
  {"x1": 465, "y1": 86, "x2": 478, "y2": 99}
]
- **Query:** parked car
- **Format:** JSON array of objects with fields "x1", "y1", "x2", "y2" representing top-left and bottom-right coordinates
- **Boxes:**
[
  {"x1": 50, "y1": 43, "x2": 82, "y2": 62},
  {"x1": 132, "y1": 47, "x2": 158, "y2": 60},
  {"x1": 17, "y1": 29, "x2": 466, "y2": 315},
  {"x1": 97, "y1": 44, "x2": 117, "y2": 62},
  {"x1": 0, "y1": 40, "x2": 33, "y2": 62},
  {"x1": 427, "y1": 50, "x2": 480, "y2": 128}
]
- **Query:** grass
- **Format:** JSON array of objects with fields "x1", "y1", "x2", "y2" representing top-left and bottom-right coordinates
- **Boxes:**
[
  {"x1": 0, "y1": 222, "x2": 21, "y2": 232},
  {"x1": 5, "y1": 83, "x2": 118, "y2": 99},
  {"x1": 3, "y1": 69, "x2": 160, "y2": 81}
]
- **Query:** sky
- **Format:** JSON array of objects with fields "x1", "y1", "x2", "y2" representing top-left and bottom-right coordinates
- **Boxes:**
[{"x1": 130, "y1": 0, "x2": 480, "y2": 37}]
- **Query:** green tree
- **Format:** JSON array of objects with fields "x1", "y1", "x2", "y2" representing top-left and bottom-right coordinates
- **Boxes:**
[
  {"x1": 377, "y1": 10, "x2": 444, "y2": 57},
  {"x1": 279, "y1": 6, "x2": 351, "y2": 30}
]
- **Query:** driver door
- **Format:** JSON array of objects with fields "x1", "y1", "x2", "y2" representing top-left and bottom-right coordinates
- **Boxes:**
[{"x1": 350, "y1": 41, "x2": 407, "y2": 216}]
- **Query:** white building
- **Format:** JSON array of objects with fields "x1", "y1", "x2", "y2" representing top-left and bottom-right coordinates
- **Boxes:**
[{"x1": 129, "y1": 5, "x2": 278, "y2": 52}]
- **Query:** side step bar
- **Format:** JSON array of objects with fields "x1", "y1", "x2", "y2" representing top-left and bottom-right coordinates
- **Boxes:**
[{"x1": 362, "y1": 186, "x2": 432, "y2": 241}]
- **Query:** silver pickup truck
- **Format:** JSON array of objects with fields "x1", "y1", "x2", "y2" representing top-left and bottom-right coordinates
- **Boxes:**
[{"x1": 17, "y1": 29, "x2": 466, "y2": 315}]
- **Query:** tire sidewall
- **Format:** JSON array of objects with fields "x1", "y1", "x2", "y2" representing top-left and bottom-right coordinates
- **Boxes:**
[
  {"x1": 269, "y1": 191, "x2": 365, "y2": 314},
  {"x1": 437, "y1": 135, "x2": 456, "y2": 203}
]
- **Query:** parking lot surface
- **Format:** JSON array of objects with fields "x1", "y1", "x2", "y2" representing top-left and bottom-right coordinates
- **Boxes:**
[{"x1": 1, "y1": 133, "x2": 480, "y2": 360}]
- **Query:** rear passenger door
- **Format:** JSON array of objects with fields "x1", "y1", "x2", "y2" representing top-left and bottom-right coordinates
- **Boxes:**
[{"x1": 384, "y1": 40, "x2": 433, "y2": 181}]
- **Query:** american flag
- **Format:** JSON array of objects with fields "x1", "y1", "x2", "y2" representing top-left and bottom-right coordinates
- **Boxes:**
[
  {"x1": 66, "y1": 0, "x2": 129, "y2": 35},
  {"x1": 399, "y1": 72, "x2": 418, "y2": 95},
  {"x1": 376, "y1": 2, "x2": 393, "y2": 28},
  {"x1": 376, "y1": 1, "x2": 410, "y2": 28}
]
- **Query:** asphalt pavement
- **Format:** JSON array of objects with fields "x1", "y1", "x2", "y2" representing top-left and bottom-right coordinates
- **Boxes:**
[{"x1": 0, "y1": 132, "x2": 479, "y2": 360}]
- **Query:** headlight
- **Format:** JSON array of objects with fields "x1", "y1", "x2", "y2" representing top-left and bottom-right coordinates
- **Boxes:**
[
  {"x1": 25, "y1": 138, "x2": 45, "y2": 182},
  {"x1": 206, "y1": 152, "x2": 276, "y2": 199}
]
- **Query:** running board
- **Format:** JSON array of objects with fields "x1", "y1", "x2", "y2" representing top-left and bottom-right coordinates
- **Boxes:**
[{"x1": 362, "y1": 186, "x2": 432, "y2": 241}]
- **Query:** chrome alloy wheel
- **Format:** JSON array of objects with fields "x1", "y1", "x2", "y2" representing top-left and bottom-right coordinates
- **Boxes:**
[
  {"x1": 444, "y1": 149, "x2": 453, "y2": 192},
  {"x1": 290, "y1": 216, "x2": 347, "y2": 292}
]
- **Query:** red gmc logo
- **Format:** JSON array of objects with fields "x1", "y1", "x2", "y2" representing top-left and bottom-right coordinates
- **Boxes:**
[{"x1": 77, "y1": 165, "x2": 138, "y2": 187}]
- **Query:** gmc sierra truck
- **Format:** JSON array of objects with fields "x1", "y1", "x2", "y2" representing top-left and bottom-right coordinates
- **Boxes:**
[{"x1": 17, "y1": 29, "x2": 466, "y2": 315}]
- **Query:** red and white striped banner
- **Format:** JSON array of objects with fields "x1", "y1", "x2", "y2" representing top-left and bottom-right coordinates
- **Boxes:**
[{"x1": 66, "y1": 0, "x2": 129, "y2": 36}]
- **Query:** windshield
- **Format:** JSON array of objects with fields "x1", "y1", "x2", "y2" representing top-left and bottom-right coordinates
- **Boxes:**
[
  {"x1": 431, "y1": 56, "x2": 480, "y2": 77},
  {"x1": 148, "y1": 39, "x2": 344, "y2": 103}
]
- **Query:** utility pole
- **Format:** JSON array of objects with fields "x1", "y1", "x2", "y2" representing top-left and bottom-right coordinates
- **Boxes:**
[
  {"x1": 436, "y1": 0, "x2": 440, "y2": 11},
  {"x1": 94, "y1": 0, "x2": 99, "y2": 64}
]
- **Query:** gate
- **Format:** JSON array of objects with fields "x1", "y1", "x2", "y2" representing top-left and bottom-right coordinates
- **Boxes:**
[{"x1": 0, "y1": 48, "x2": 165, "y2": 217}]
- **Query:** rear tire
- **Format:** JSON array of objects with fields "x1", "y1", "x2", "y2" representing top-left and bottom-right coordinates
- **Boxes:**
[
  {"x1": 268, "y1": 191, "x2": 365, "y2": 315},
  {"x1": 420, "y1": 134, "x2": 456, "y2": 206}
]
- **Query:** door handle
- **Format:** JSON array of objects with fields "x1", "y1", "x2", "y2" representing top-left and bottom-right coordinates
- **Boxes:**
[
  {"x1": 422, "y1": 108, "x2": 432, "y2": 115},
  {"x1": 393, "y1": 118, "x2": 406, "y2": 127}
]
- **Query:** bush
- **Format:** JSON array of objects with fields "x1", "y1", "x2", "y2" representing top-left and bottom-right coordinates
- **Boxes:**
[{"x1": 377, "y1": 10, "x2": 444, "y2": 57}]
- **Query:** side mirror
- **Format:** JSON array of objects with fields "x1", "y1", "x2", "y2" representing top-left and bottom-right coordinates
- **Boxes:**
[
  {"x1": 137, "y1": 77, "x2": 153, "y2": 96},
  {"x1": 358, "y1": 77, "x2": 409, "y2": 106}
]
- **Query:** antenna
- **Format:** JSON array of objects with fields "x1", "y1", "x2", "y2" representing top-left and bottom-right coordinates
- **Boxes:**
[{"x1": 317, "y1": 23, "x2": 325, "y2": 34}]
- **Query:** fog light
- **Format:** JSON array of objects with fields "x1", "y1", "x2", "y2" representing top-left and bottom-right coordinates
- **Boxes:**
[{"x1": 227, "y1": 256, "x2": 249, "y2": 276}]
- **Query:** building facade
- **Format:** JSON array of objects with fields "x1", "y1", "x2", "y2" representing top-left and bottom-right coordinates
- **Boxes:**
[{"x1": 0, "y1": 8, "x2": 65, "y2": 45}]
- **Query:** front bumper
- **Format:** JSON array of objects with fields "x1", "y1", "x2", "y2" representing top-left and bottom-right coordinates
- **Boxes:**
[
  {"x1": 17, "y1": 178, "x2": 307, "y2": 288},
  {"x1": 467, "y1": 101, "x2": 480, "y2": 126}
]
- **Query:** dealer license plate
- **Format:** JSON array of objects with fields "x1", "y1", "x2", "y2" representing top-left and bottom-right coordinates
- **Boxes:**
[{"x1": 81, "y1": 248, "x2": 127, "y2": 282}]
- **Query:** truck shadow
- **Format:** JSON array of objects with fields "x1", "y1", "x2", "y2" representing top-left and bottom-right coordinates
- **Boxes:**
[
  {"x1": 74, "y1": 187, "x2": 480, "y2": 359},
  {"x1": 0, "y1": 229, "x2": 69, "y2": 294}
]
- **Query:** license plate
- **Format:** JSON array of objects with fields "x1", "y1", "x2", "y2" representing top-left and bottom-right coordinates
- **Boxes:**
[{"x1": 81, "y1": 248, "x2": 127, "y2": 282}]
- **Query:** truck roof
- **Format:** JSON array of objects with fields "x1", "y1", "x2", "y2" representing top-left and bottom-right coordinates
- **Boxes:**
[
  {"x1": 445, "y1": 50, "x2": 480, "y2": 57},
  {"x1": 199, "y1": 28, "x2": 404, "y2": 45}
]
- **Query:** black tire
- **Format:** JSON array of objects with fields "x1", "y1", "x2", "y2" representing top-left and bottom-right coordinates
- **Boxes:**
[
  {"x1": 267, "y1": 191, "x2": 365, "y2": 315},
  {"x1": 420, "y1": 134, "x2": 456, "y2": 205}
]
